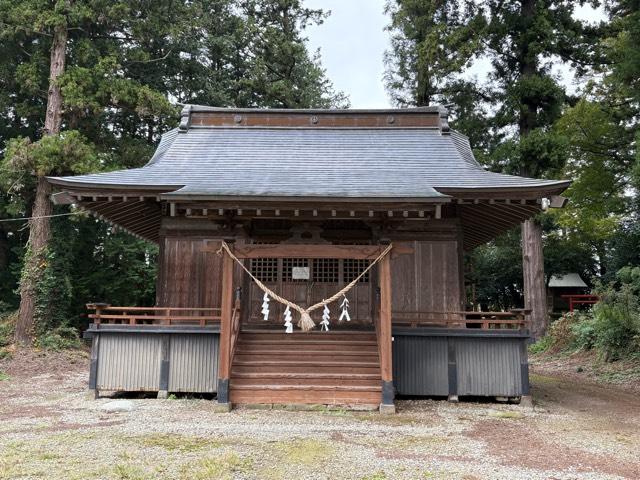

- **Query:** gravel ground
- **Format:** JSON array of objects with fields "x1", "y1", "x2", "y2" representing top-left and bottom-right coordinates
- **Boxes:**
[{"x1": 1, "y1": 349, "x2": 639, "y2": 480}]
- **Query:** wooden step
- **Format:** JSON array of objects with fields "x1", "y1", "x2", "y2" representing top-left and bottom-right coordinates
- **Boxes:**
[
  {"x1": 231, "y1": 384, "x2": 381, "y2": 392},
  {"x1": 231, "y1": 377, "x2": 380, "y2": 387},
  {"x1": 231, "y1": 372, "x2": 381, "y2": 380},
  {"x1": 229, "y1": 388, "x2": 382, "y2": 406},
  {"x1": 234, "y1": 346, "x2": 380, "y2": 362},
  {"x1": 233, "y1": 359, "x2": 379, "y2": 367},
  {"x1": 229, "y1": 331, "x2": 383, "y2": 406},
  {"x1": 232, "y1": 364, "x2": 381, "y2": 375},
  {"x1": 236, "y1": 340, "x2": 379, "y2": 350},
  {"x1": 233, "y1": 353, "x2": 380, "y2": 363}
]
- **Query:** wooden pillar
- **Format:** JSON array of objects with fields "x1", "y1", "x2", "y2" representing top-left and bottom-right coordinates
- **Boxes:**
[
  {"x1": 217, "y1": 243, "x2": 234, "y2": 407},
  {"x1": 378, "y1": 252, "x2": 395, "y2": 413},
  {"x1": 522, "y1": 219, "x2": 547, "y2": 340}
]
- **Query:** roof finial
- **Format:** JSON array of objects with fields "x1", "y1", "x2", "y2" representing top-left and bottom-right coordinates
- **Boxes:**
[
  {"x1": 438, "y1": 105, "x2": 450, "y2": 134},
  {"x1": 179, "y1": 104, "x2": 192, "y2": 132}
]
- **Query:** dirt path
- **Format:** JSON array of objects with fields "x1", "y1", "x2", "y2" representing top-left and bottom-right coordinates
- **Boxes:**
[{"x1": 1, "y1": 350, "x2": 639, "y2": 480}]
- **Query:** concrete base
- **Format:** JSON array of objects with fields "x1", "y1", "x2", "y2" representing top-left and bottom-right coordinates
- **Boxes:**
[
  {"x1": 379, "y1": 403, "x2": 396, "y2": 415},
  {"x1": 86, "y1": 389, "x2": 99, "y2": 400},
  {"x1": 157, "y1": 390, "x2": 168, "y2": 399},
  {"x1": 447, "y1": 394, "x2": 459, "y2": 403},
  {"x1": 519, "y1": 395, "x2": 534, "y2": 410},
  {"x1": 213, "y1": 402, "x2": 232, "y2": 413}
]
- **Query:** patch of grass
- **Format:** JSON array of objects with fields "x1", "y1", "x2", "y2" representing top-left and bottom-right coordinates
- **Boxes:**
[
  {"x1": 360, "y1": 472, "x2": 388, "y2": 480},
  {"x1": 355, "y1": 412, "x2": 418, "y2": 426},
  {"x1": 529, "y1": 373, "x2": 562, "y2": 386},
  {"x1": 273, "y1": 438, "x2": 334, "y2": 466},
  {"x1": 180, "y1": 452, "x2": 252, "y2": 480},
  {"x1": 489, "y1": 410, "x2": 524, "y2": 419},
  {"x1": 389, "y1": 434, "x2": 445, "y2": 450},
  {"x1": 528, "y1": 335, "x2": 553, "y2": 354},
  {"x1": 0, "y1": 371, "x2": 9, "y2": 381},
  {"x1": 137, "y1": 433, "x2": 220, "y2": 453},
  {"x1": 37, "y1": 451, "x2": 61, "y2": 461},
  {"x1": 114, "y1": 463, "x2": 148, "y2": 480}
]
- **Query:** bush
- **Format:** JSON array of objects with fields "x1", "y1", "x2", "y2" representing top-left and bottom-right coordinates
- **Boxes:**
[
  {"x1": 0, "y1": 310, "x2": 17, "y2": 358},
  {"x1": 571, "y1": 314, "x2": 597, "y2": 351},
  {"x1": 591, "y1": 274, "x2": 640, "y2": 361},
  {"x1": 36, "y1": 325, "x2": 82, "y2": 351}
]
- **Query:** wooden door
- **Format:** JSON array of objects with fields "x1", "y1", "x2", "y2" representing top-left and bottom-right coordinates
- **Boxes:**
[{"x1": 245, "y1": 256, "x2": 374, "y2": 328}]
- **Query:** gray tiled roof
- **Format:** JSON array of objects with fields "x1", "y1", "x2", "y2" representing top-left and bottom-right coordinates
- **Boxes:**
[
  {"x1": 548, "y1": 273, "x2": 588, "y2": 288},
  {"x1": 48, "y1": 126, "x2": 569, "y2": 199}
]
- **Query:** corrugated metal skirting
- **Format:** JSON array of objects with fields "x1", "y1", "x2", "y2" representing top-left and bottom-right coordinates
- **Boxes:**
[
  {"x1": 455, "y1": 338, "x2": 522, "y2": 397},
  {"x1": 168, "y1": 334, "x2": 219, "y2": 393},
  {"x1": 97, "y1": 334, "x2": 162, "y2": 391},
  {"x1": 393, "y1": 336, "x2": 448, "y2": 396},
  {"x1": 94, "y1": 331, "x2": 219, "y2": 393},
  {"x1": 393, "y1": 329, "x2": 529, "y2": 398}
]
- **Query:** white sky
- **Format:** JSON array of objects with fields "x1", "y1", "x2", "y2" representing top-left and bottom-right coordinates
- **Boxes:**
[
  {"x1": 305, "y1": 0, "x2": 390, "y2": 108},
  {"x1": 304, "y1": 0, "x2": 607, "y2": 108}
]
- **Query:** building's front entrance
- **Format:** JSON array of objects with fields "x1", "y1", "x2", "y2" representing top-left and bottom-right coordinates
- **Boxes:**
[{"x1": 243, "y1": 255, "x2": 376, "y2": 330}]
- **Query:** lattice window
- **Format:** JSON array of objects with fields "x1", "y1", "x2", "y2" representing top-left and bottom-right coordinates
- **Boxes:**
[
  {"x1": 312, "y1": 258, "x2": 339, "y2": 283},
  {"x1": 250, "y1": 258, "x2": 278, "y2": 283},
  {"x1": 344, "y1": 259, "x2": 370, "y2": 283},
  {"x1": 282, "y1": 258, "x2": 309, "y2": 282}
]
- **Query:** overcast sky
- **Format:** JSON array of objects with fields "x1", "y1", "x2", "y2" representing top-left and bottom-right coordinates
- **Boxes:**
[
  {"x1": 305, "y1": 0, "x2": 390, "y2": 108},
  {"x1": 304, "y1": 0, "x2": 606, "y2": 109}
]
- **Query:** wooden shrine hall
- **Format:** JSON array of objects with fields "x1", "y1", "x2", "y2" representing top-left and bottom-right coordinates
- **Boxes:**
[{"x1": 47, "y1": 106, "x2": 570, "y2": 412}]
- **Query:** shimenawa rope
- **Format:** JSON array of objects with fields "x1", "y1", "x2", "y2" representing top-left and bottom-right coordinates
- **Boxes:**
[{"x1": 217, "y1": 242, "x2": 393, "y2": 331}]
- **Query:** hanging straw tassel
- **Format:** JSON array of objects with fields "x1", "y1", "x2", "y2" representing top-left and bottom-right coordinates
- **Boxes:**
[{"x1": 298, "y1": 310, "x2": 315, "y2": 332}]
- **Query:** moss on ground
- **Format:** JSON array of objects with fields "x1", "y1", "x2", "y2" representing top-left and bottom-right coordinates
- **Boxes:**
[
  {"x1": 489, "y1": 410, "x2": 525, "y2": 419},
  {"x1": 354, "y1": 412, "x2": 419, "y2": 426},
  {"x1": 136, "y1": 433, "x2": 221, "y2": 453},
  {"x1": 272, "y1": 438, "x2": 334, "y2": 466},
  {"x1": 179, "y1": 452, "x2": 252, "y2": 480},
  {"x1": 529, "y1": 372, "x2": 563, "y2": 386}
]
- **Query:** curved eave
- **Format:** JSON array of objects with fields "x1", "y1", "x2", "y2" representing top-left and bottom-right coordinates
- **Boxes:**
[
  {"x1": 46, "y1": 176, "x2": 183, "y2": 193},
  {"x1": 436, "y1": 180, "x2": 572, "y2": 199}
]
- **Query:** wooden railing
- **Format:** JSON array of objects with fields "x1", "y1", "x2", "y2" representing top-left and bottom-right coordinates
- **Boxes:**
[
  {"x1": 393, "y1": 310, "x2": 528, "y2": 330},
  {"x1": 87, "y1": 304, "x2": 222, "y2": 326},
  {"x1": 229, "y1": 290, "x2": 242, "y2": 361}
]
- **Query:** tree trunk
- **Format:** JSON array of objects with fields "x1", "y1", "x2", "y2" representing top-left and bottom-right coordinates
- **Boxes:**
[
  {"x1": 522, "y1": 219, "x2": 547, "y2": 340},
  {"x1": 44, "y1": 25, "x2": 67, "y2": 136},
  {"x1": 14, "y1": 24, "x2": 67, "y2": 345}
]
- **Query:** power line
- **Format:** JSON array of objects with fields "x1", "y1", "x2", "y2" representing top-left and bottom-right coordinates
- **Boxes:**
[{"x1": 0, "y1": 212, "x2": 80, "y2": 223}]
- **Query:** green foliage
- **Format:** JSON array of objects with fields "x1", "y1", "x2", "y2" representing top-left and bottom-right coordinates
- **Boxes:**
[
  {"x1": 466, "y1": 230, "x2": 523, "y2": 310},
  {"x1": 384, "y1": 0, "x2": 483, "y2": 106},
  {"x1": 528, "y1": 335, "x2": 553, "y2": 354},
  {"x1": 570, "y1": 314, "x2": 597, "y2": 351},
  {"x1": 1, "y1": 131, "x2": 99, "y2": 211},
  {"x1": 0, "y1": 309, "x2": 16, "y2": 358},
  {"x1": 532, "y1": 267, "x2": 640, "y2": 360},
  {"x1": 0, "y1": 310, "x2": 16, "y2": 346},
  {"x1": 35, "y1": 326, "x2": 81, "y2": 351},
  {"x1": 591, "y1": 268, "x2": 640, "y2": 360}
]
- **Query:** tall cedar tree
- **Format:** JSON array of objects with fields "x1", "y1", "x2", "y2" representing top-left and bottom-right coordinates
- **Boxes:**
[
  {"x1": 384, "y1": 0, "x2": 483, "y2": 107},
  {"x1": 0, "y1": 0, "x2": 345, "y2": 342}
]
